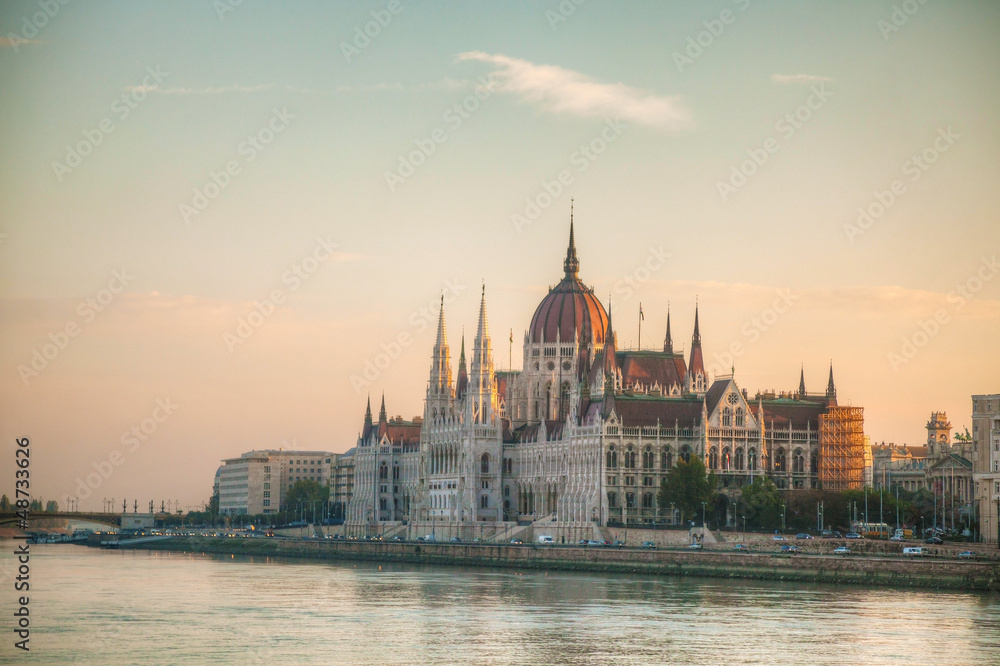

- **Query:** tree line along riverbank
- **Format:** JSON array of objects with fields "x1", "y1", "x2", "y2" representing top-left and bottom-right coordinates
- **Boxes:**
[{"x1": 117, "y1": 536, "x2": 1000, "y2": 592}]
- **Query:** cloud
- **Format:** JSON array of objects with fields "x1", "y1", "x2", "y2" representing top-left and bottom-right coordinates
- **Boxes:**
[
  {"x1": 771, "y1": 73, "x2": 834, "y2": 85},
  {"x1": 334, "y1": 78, "x2": 469, "y2": 94},
  {"x1": 456, "y1": 51, "x2": 691, "y2": 129}
]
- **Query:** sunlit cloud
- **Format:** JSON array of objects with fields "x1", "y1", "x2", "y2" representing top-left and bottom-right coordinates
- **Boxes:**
[
  {"x1": 334, "y1": 78, "x2": 470, "y2": 93},
  {"x1": 456, "y1": 51, "x2": 692, "y2": 129}
]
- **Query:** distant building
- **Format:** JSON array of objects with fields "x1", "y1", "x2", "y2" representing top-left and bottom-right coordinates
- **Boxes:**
[
  {"x1": 120, "y1": 513, "x2": 154, "y2": 530},
  {"x1": 972, "y1": 394, "x2": 1000, "y2": 545},
  {"x1": 218, "y1": 449, "x2": 335, "y2": 516},
  {"x1": 872, "y1": 442, "x2": 928, "y2": 492}
]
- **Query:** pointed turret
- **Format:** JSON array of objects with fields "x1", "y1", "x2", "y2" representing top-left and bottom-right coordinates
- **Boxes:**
[
  {"x1": 378, "y1": 393, "x2": 388, "y2": 439},
  {"x1": 563, "y1": 202, "x2": 580, "y2": 278},
  {"x1": 604, "y1": 297, "x2": 617, "y2": 376},
  {"x1": 428, "y1": 295, "x2": 453, "y2": 397},
  {"x1": 663, "y1": 303, "x2": 673, "y2": 354},
  {"x1": 456, "y1": 331, "x2": 468, "y2": 399},
  {"x1": 798, "y1": 365, "x2": 806, "y2": 397},
  {"x1": 826, "y1": 362, "x2": 837, "y2": 402},
  {"x1": 362, "y1": 395, "x2": 374, "y2": 440},
  {"x1": 470, "y1": 284, "x2": 497, "y2": 424},
  {"x1": 686, "y1": 302, "x2": 705, "y2": 393}
]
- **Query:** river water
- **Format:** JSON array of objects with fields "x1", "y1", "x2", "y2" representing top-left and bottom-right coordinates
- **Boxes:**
[{"x1": 1, "y1": 543, "x2": 998, "y2": 664}]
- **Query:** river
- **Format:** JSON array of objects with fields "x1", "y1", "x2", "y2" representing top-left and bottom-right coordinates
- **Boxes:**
[{"x1": 1, "y1": 543, "x2": 998, "y2": 664}]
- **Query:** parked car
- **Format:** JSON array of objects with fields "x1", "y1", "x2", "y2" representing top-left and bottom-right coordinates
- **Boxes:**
[
  {"x1": 732, "y1": 544, "x2": 749, "y2": 552},
  {"x1": 833, "y1": 546, "x2": 851, "y2": 555},
  {"x1": 889, "y1": 535, "x2": 904, "y2": 542},
  {"x1": 924, "y1": 536, "x2": 944, "y2": 545},
  {"x1": 780, "y1": 545, "x2": 800, "y2": 554},
  {"x1": 844, "y1": 532, "x2": 862, "y2": 540},
  {"x1": 820, "y1": 530, "x2": 842, "y2": 539},
  {"x1": 641, "y1": 541, "x2": 657, "y2": 549},
  {"x1": 795, "y1": 533, "x2": 813, "y2": 540},
  {"x1": 772, "y1": 535, "x2": 787, "y2": 541},
  {"x1": 957, "y1": 551, "x2": 977, "y2": 559},
  {"x1": 687, "y1": 542, "x2": 703, "y2": 550}
]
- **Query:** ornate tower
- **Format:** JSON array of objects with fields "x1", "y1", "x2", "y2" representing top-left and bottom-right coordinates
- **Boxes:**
[
  {"x1": 926, "y1": 412, "x2": 952, "y2": 459},
  {"x1": 685, "y1": 302, "x2": 707, "y2": 395}
]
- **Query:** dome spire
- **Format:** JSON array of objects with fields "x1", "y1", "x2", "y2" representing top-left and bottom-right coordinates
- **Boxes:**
[{"x1": 564, "y1": 201, "x2": 580, "y2": 278}]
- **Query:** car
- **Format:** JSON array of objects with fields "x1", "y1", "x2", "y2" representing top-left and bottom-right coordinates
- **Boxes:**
[
  {"x1": 473, "y1": 538, "x2": 482, "y2": 543},
  {"x1": 957, "y1": 551, "x2": 977, "y2": 559},
  {"x1": 889, "y1": 535, "x2": 904, "y2": 542},
  {"x1": 772, "y1": 535, "x2": 787, "y2": 541},
  {"x1": 820, "y1": 530, "x2": 842, "y2": 539},
  {"x1": 924, "y1": 536, "x2": 943, "y2": 545},
  {"x1": 610, "y1": 540, "x2": 625, "y2": 548},
  {"x1": 780, "y1": 545, "x2": 800, "y2": 554},
  {"x1": 844, "y1": 532, "x2": 862, "y2": 540},
  {"x1": 833, "y1": 546, "x2": 851, "y2": 555},
  {"x1": 391, "y1": 536, "x2": 403, "y2": 542},
  {"x1": 586, "y1": 540, "x2": 604, "y2": 547},
  {"x1": 686, "y1": 542, "x2": 703, "y2": 550},
  {"x1": 795, "y1": 533, "x2": 813, "y2": 540},
  {"x1": 641, "y1": 541, "x2": 657, "y2": 549},
  {"x1": 510, "y1": 538, "x2": 524, "y2": 545},
  {"x1": 450, "y1": 537, "x2": 462, "y2": 543},
  {"x1": 732, "y1": 544, "x2": 749, "y2": 552},
  {"x1": 578, "y1": 539, "x2": 589, "y2": 546}
]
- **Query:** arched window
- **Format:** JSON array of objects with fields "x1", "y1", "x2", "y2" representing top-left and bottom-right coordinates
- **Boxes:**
[
  {"x1": 642, "y1": 493, "x2": 654, "y2": 509},
  {"x1": 722, "y1": 407, "x2": 732, "y2": 427},
  {"x1": 680, "y1": 445, "x2": 691, "y2": 463},
  {"x1": 810, "y1": 451, "x2": 818, "y2": 474},
  {"x1": 661, "y1": 447, "x2": 672, "y2": 471},
  {"x1": 480, "y1": 495, "x2": 489, "y2": 509},
  {"x1": 608, "y1": 492, "x2": 618, "y2": 508},
  {"x1": 392, "y1": 464, "x2": 400, "y2": 480},
  {"x1": 709, "y1": 448, "x2": 719, "y2": 470},
  {"x1": 379, "y1": 462, "x2": 388, "y2": 480},
  {"x1": 624, "y1": 446, "x2": 636, "y2": 469},
  {"x1": 793, "y1": 448, "x2": 804, "y2": 474},
  {"x1": 642, "y1": 446, "x2": 654, "y2": 470},
  {"x1": 735, "y1": 448, "x2": 744, "y2": 471},
  {"x1": 735, "y1": 408, "x2": 745, "y2": 427},
  {"x1": 775, "y1": 448, "x2": 787, "y2": 472},
  {"x1": 606, "y1": 446, "x2": 618, "y2": 469},
  {"x1": 625, "y1": 492, "x2": 635, "y2": 509},
  {"x1": 480, "y1": 453, "x2": 490, "y2": 474}
]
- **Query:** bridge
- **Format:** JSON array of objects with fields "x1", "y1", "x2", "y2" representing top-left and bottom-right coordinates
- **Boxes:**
[{"x1": 0, "y1": 512, "x2": 175, "y2": 528}]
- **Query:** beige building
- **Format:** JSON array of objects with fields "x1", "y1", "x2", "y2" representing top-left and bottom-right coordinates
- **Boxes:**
[
  {"x1": 218, "y1": 449, "x2": 335, "y2": 516},
  {"x1": 973, "y1": 394, "x2": 1000, "y2": 545}
]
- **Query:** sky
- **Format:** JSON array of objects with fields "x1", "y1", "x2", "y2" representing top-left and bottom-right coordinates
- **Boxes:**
[{"x1": 1, "y1": 1, "x2": 997, "y2": 512}]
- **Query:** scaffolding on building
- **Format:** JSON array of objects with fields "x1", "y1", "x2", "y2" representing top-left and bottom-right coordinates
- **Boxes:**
[{"x1": 819, "y1": 406, "x2": 865, "y2": 491}]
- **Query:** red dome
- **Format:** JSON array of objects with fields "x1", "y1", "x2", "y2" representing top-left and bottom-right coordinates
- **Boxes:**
[
  {"x1": 529, "y1": 277, "x2": 608, "y2": 345},
  {"x1": 527, "y1": 220, "x2": 608, "y2": 345}
]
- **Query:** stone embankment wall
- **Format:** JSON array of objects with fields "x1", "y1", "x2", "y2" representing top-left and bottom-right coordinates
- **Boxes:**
[{"x1": 127, "y1": 537, "x2": 1000, "y2": 591}]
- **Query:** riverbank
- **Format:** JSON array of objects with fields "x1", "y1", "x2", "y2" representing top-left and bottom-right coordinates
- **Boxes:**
[{"x1": 124, "y1": 537, "x2": 1000, "y2": 592}]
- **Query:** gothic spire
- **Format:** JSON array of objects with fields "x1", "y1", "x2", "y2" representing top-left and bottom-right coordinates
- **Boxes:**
[
  {"x1": 563, "y1": 202, "x2": 580, "y2": 278},
  {"x1": 688, "y1": 301, "x2": 704, "y2": 378},
  {"x1": 663, "y1": 302, "x2": 673, "y2": 354},
  {"x1": 826, "y1": 362, "x2": 837, "y2": 399},
  {"x1": 456, "y1": 330, "x2": 468, "y2": 398},
  {"x1": 379, "y1": 393, "x2": 387, "y2": 422},
  {"x1": 798, "y1": 365, "x2": 806, "y2": 396}
]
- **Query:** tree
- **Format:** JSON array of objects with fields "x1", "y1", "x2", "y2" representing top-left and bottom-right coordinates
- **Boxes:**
[
  {"x1": 45, "y1": 500, "x2": 59, "y2": 512},
  {"x1": 283, "y1": 480, "x2": 330, "y2": 522},
  {"x1": 0, "y1": 495, "x2": 10, "y2": 511},
  {"x1": 739, "y1": 477, "x2": 783, "y2": 531},
  {"x1": 29, "y1": 499, "x2": 42, "y2": 512},
  {"x1": 657, "y1": 455, "x2": 717, "y2": 525}
]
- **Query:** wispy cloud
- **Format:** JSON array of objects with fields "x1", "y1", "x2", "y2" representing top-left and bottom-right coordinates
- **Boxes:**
[
  {"x1": 771, "y1": 73, "x2": 834, "y2": 85},
  {"x1": 456, "y1": 51, "x2": 691, "y2": 129}
]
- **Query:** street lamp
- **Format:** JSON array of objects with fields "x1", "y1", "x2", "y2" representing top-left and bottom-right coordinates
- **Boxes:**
[
  {"x1": 701, "y1": 501, "x2": 706, "y2": 530},
  {"x1": 781, "y1": 504, "x2": 785, "y2": 533}
]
